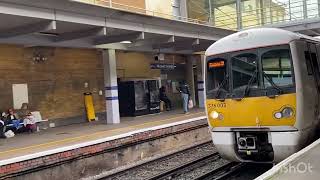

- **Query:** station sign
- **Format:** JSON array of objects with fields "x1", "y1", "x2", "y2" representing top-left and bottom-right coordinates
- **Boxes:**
[{"x1": 150, "y1": 63, "x2": 176, "y2": 70}]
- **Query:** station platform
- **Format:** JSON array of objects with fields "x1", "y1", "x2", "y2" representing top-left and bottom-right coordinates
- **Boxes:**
[
  {"x1": 0, "y1": 108, "x2": 208, "y2": 179},
  {"x1": 257, "y1": 137, "x2": 320, "y2": 180}
]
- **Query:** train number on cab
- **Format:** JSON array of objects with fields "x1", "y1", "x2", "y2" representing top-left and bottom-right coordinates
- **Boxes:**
[{"x1": 208, "y1": 103, "x2": 226, "y2": 108}]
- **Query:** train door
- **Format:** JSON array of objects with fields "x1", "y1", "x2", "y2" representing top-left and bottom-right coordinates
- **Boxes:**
[
  {"x1": 314, "y1": 43, "x2": 320, "y2": 132},
  {"x1": 305, "y1": 42, "x2": 320, "y2": 138},
  {"x1": 306, "y1": 43, "x2": 320, "y2": 92},
  {"x1": 290, "y1": 41, "x2": 317, "y2": 133}
]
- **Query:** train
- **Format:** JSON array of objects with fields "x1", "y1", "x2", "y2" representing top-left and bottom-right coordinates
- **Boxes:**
[{"x1": 204, "y1": 28, "x2": 320, "y2": 163}]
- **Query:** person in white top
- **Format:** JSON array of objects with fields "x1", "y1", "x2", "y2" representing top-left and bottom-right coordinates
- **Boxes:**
[{"x1": 24, "y1": 112, "x2": 36, "y2": 133}]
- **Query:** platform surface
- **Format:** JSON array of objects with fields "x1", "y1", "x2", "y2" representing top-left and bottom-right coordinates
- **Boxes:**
[
  {"x1": 0, "y1": 109, "x2": 205, "y2": 161},
  {"x1": 256, "y1": 138, "x2": 320, "y2": 180}
]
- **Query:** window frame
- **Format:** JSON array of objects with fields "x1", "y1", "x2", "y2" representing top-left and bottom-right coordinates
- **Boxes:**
[
  {"x1": 206, "y1": 55, "x2": 230, "y2": 96},
  {"x1": 205, "y1": 44, "x2": 296, "y2": 99},
  {"x1": 259, "y1": 45, "x2": 295, "y2": 89},
  {"x1": 230, "y1": 49, "x2": 259, "y2": 92}
]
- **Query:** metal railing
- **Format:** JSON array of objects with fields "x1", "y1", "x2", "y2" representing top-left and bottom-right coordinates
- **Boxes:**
[
  {"x1": 70, "y1": 0, "x2": 225, "y2": 28},
  {"x1": 71, "y1": 0, "x2": 320, "y2": 31},
  {"x1": 213, "y1": 0, "x2": 320, "y2": 29}
]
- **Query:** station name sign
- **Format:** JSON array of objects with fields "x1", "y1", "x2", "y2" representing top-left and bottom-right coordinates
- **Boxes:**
[{"x1": 150, "y1": 63, "x2": 176, "y2": 70}]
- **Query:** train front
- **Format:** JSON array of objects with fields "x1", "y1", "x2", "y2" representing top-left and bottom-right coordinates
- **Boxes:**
[{"x1": 205, "y1": 29, "x2": 299, "y2": 163}]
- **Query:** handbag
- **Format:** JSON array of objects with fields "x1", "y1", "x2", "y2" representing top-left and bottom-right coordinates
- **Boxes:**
[{"x1": 188, "y1": 99, "x2": 194, "y2": 109}]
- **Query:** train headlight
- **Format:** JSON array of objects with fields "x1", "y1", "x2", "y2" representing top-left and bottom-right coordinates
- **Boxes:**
[
  {"x1": 210, "y1": 111, "x2": 224, "y2": 120},
  {"x1": 210, "y1": 111, "x2": 219, "y2": 119},
  {"x1": 274, "y1": 107, "x2": 294, "y2": 119},
  {"x1": 282, "y1": 107, "x2": 294, "y2": 118}
]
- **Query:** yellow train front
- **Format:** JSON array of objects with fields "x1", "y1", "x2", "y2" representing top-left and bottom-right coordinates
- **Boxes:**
[{"x1": 205, "y1": 28, "x2": 320, "y2": 163}]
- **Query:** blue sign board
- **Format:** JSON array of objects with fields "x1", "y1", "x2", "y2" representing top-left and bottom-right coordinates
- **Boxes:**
[{"x1": 150, "y1": 63, "x2": 176, "y2": 70}]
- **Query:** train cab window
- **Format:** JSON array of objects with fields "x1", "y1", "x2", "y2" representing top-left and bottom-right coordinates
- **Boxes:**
[
  {"x1": 231, "y1": 53, "x2": 258, "y2": 91},
  {"x1": 207, "y1": 58, "x2": 228, "y2": 94},
  {"x1": 261, "y1": 49, "x2": 293, "y2": 87}
]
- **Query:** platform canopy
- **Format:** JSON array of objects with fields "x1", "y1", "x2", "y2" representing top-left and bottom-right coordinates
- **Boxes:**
[{"x1": 0, "y1": 0, "x2": 235, "y2": 54}]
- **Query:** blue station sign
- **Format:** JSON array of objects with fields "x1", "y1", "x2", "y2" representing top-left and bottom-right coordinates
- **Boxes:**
[{"x1": 150, "y1": 63, "x2": 176, "y2": 70}]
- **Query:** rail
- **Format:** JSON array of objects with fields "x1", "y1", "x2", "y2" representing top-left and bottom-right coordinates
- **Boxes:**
[
  {"x1": 71, "y1": 0, "x2": 320, "y2": 31},
  {"x1": 70, "y1": 0, "x2": 220, "y2": 28},
  {"x1": 99, "y1": 141, "x2": 217, "y2": 179}
]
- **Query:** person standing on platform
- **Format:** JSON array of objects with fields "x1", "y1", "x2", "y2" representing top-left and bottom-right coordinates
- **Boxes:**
[
  {"x1": 177, "y1": 81, "x2": 191, "y2": 114},
  {"x1": 159, "y1": 86, "x2": 172, "y2": 111}
]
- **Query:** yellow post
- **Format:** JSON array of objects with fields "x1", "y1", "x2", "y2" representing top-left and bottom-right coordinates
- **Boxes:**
[{"x1": 84, "y1": 92, "x2": 96, "y2": 122}]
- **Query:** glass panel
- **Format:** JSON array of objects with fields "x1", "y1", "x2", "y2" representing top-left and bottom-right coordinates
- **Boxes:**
[
  {"x1": 148, "y1": 80, "x2": 160, "y2": 103},
  {"x1": 187, "y1": 0, "x2": 210, "y2": 22},
  {"x1": 207, "y1": 58, "x2": 228, "y2": 93},
  {"x1": 232, "y1": 53, "x2": 258, "y2": 90},
  {"x1": 134, "y1": 81, "x2": 148, "y2": 110},
  {"x1": 290, "y1": 0, "x2": 304, "y2": 20},
  {"x1": 241, "y1": 0, "x2": 262, "y2": 28},
  {"x1": 214, "y1": 0, "x2": 238, "y2": 30},
  {"x1": 306, "y1": 0, "x2": 319, "y2": 18},
  {"x1": 262, "y1": 49, "x2": 293, "y2": 87}
]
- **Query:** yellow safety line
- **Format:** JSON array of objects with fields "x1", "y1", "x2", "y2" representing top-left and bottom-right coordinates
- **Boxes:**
[{"x1": 0, "y1": 112, "x2": 205, "y2": 156}]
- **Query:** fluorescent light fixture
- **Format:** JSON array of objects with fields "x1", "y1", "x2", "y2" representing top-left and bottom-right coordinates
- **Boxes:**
[{"x1": 120, "y1": 41, "x2": 132, "y2": 44}]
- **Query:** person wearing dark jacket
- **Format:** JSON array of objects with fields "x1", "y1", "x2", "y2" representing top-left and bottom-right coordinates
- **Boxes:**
[
  {"x1": 5, "y1": 109, "x2": 22, "y2": 132},
  {"x1": 0, "y1": 116, "x2": 5, "y2": 138},
  {"x1": 177, "y1": 81, "x2": 191, "y2": 114},
  {"x1": 159, "y1": 86, "x2": 172, "y2": 111}
]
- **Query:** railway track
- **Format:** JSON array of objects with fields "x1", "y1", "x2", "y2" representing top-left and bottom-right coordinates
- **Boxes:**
[
  {"x1": 99, "y1": 142, "x2": 248, "y2": 180},
  {"x1": 99, "y1": 142, "x2": 217, "y2": 180}
]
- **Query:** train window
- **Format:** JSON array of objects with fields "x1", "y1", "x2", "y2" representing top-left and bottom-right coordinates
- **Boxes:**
[
  {"x1": 207, "y1": 58, "x2": 228, "y2": 94},
  {"x1": 262, "y1": 49, "x2": 293, "y2": 87},
  {"x1": 231, "y1": 53, "x2": 258, "y2": 90}
]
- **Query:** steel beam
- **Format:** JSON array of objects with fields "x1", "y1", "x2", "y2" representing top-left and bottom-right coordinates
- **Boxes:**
[
  {"x1": 153, "y1": 38, "x2": 202, "y2": 50},
  {"x1": 55, "y1": 27, "x2": 107, "y2": 42},
  {"x1": 0, "y1": 20, "x2": 56, "y2": 38},
  {"x1": 130, "y1": 35, "x2": 175, "y2": 48},
  {"x1": 94, "y1": 32, "x2": 145, "y2": 45},
  {"x1": 0, "y1": 1, "x2": 232, "y2": 41},
  {"x1": 306, "y1": 29, "x2": 320, "y2": 36},
  {"x1": 174, "y1": 40, "x2": 212, "y2": 51}
]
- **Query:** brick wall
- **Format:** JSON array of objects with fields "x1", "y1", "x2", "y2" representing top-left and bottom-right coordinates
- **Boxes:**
[
  {"x1": 0, "y1": 44, "x2": 190, "y2": 124},
  {"x1": 116, "y1": 51, "x2": 161, "y2": 79},
  {"x1": 0, "y1": 44, "x2": 105, "y2": 121}
]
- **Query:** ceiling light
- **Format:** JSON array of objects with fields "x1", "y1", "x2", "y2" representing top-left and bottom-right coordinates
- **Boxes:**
[{"x1": 120, "y1": 41, "x2": 132, "y2": 44}]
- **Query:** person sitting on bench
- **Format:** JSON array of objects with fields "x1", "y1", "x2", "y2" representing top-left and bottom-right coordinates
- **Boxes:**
[
  {"x1": 23, "y1": 112, "x2": 36, "y2": 133},
  {"x1": 6, "y1": 108, "x2": 23, "y2": 132}
]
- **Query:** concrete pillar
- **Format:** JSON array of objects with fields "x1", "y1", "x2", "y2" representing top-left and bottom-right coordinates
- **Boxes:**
[
  {"x1": 186, "y1": 56, "x2": 196, "y2": 106},
  {"x1": 197, "y1": 55, "x2": 205, "y2": 108},
  {"x1": 173, "y1": 0, "x2": 181, "y2": 20},
  {"x1": 289, "y1": 0, "x2": 292, "y2": 21},
  {"x1": 236, "y1": 0, "x2": 242, "y2": 30},
  {"x1": 179, "y1": 0, "x2": 188, "y2": 19},
  {"x1": 208, "y1": 0, "x2": 213, "y2": 24},
  {"x1": 318, "y1": 0, "x2": 320, "y2": 18},
  {"x1": 102, "y1": 49, "x2": 120, "y2": 124},
  {"x1": 303, "y1": 0, "x2": 308, "y2": 19}
]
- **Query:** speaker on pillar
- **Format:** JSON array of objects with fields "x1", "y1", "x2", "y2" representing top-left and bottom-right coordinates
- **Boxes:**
[{"x1": 154, "y1": 53, "x2": 165, "y2": 61}]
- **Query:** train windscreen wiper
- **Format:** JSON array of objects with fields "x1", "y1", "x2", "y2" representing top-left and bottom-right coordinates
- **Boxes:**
[
  {"x1": 238, "y1": 70, "x2": 257, "y2": 101},
  {"x1": 214, "y1": 75, "x2": 229, "y2": 100},
  {"x1": 263, "y1": 72, "x2": 283, "y2": 95}
]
